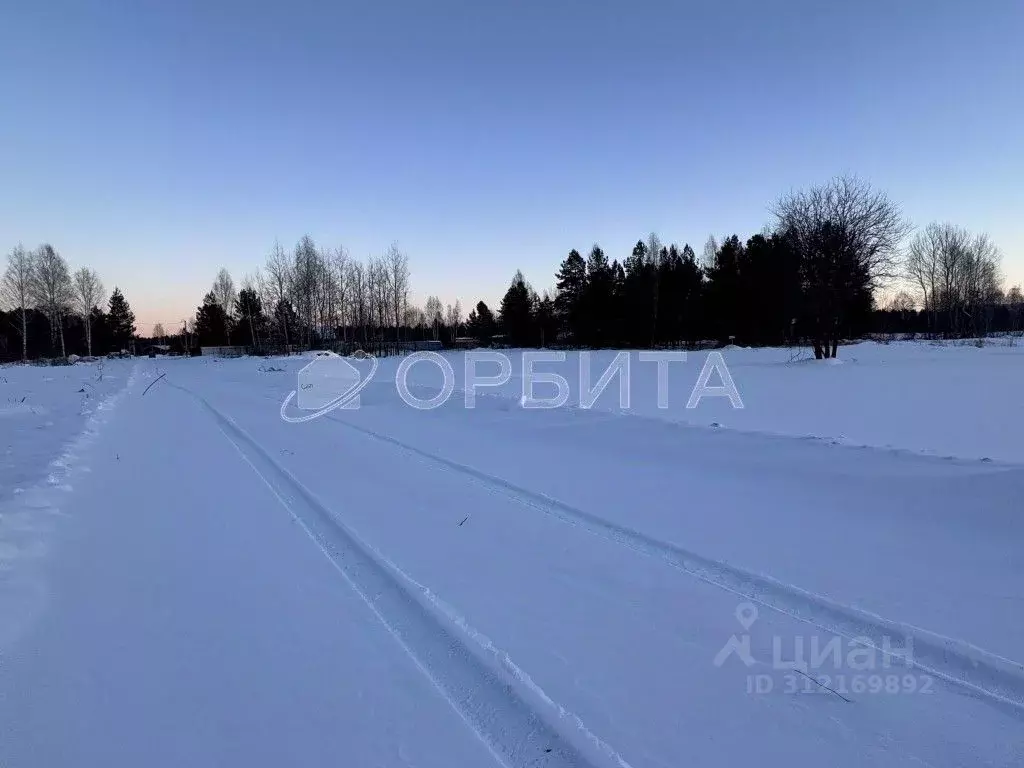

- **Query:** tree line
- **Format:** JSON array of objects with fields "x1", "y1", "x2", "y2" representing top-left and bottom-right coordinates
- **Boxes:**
[
  {"x1": 1, "y1": 244, "x2": 136, "y2": 361},
  {"x1": 189, "y1": 238, "x2": 420, "y2": 355},
  {"x1": 9, "y1": 175, "x2": 1021, "y2": 362},
  {"x1": 474, "y1": 176, "x2": 1021, "y2": 358}
]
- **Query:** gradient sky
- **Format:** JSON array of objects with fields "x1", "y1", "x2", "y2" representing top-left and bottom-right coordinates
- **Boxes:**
[{"x1": 2, "y1": 0, "x2": 1021, "y2": 333}]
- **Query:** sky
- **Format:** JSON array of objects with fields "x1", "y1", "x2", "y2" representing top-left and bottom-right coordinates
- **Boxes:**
[{"x1": 1, "y1": 0, "x2": 1021, "y2": 332}]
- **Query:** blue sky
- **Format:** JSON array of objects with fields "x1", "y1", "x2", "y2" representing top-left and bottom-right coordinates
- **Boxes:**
[{"x1": 2, "y1": 0, "x2": 1021, "y2": 331}]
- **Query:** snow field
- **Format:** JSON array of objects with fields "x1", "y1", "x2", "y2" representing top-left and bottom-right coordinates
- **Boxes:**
[{"x1": 1, "y1": 345, "x2": 1022, "y2": 767}]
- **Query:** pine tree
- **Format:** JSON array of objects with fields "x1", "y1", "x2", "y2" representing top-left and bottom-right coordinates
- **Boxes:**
[
  {"x1": 737, "y1": 233, "x2": 802, "y2": 345},
  {"x1": 271, "y1": 299, "x2": 299, "y2": 347},
  {"x1": 554, "y1": 249, "x2": 587, "y2": 342},
  {"x1": 704, "y1": 235, "x2": 744, "y2": 344},
  {"x1": 107, "y1": 287, "x2": 136, "y2": 352},
  {"x1": 621, "y1": 240, "x2": 654, "y2": 346},
  {"x1": 655, "y1": 245, "x2": 682, "y2": 344},
  {"x1": 609, "y1": 259, "x2": 626, "y2": 345},
  {"x1": 583, "y1": 245, "x2": 613, "y2": 347},
  {"x1": 470, "y1": 301, "x2": 495, "y2": 344},
  {"x1": 89, "y1": 306, "x2": 111, "y2": 355},
  {"x1": 677, "y1": 244, "x2": 704, "y2": 345},
  {"x1": 194, "y1": 291, "x2": 229, "y2": 347},
  {"x1": 499, "y1": 271, "x2": 536, "y2": 347},
  {"x1": 535, "y1": 292, "x2": 557, "y2": 348},
  {"x1": 235, "y1": 287, "x2": 268, "y2": 349}
]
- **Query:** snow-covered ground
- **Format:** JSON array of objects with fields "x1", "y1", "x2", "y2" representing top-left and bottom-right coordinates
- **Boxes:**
[
  {"x1": 1, "y1": 344, "x2": 1022, "y2": 767},
  {"x1": 0, "y1": 360, "x2": 127, "y2": 500},
  {"x1": 405, "y1": 340, "x2": 1023, "y2": 464}
]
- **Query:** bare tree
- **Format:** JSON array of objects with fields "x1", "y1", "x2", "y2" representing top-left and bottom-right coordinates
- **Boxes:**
[
  {"x1": 72, "y1": 267, "x2": 106, "y2": 356},
  {"x1": 330, "y1": 247, "x2": 349, "y2": 343},
  {"x1": 30, "y1": 244, "x2": 74, "y2": 357},
  {"x1": 774, "y1": 175, "x2": 911, "y2": 358},
  {"x1": 383, "y1": 243, "x2": 409, "y2": 347},
  {"x1": 291, "y1": 236, "x2": 320, "y2": 349},
  {"x1": 885, "y1": 290, "x2": 916, "y2": 338},
  {"x1": 211, "y1": 267, "x2": 237, "y2": 345},
  {"x1": 264, "y1": 240, "x2": 293, "y2": 348},
  {"x1": 2, "y1": 244, "x2": 33, "y2": 360},
  {"x1": 310, "y1": 246, "x2": 335, "y2": 344},
  {"x1": 1007, "y1": 285, "x2": 1024, "y2": 334},
  {"x1": 347, "y1": 259, "x2": 368, "y2": 346},
  {"x1": 905, "y1": 222, "x2": 1003, "y2": 337},
  {"x1": 906, "y1": 223, "x2": 942, "y2": 335},
  {"x1": 404, "y1": 304, "x2": 424, "y2": 330},
  {"x1": 152, "y1": 322, "x2": 165, "y2": 340},
  {"x1": 960, "y1": 233, "x2": 1002, "y2": 337},
  {"x1": 424, "y1": 295, "x2": 443, "y2": 340},
  {"x1": 368, "y1": 255, "x2": 389, "y2": 352},
  {"x1": 887, "y1": 291, "x2": 915, "y2": 313},
  {"x1": 445, "y1": 299, "x2": 462, "y2": 336},
  {"x1": 701, "y1": 235, "x2": 719, "y2": 270},
  {"x1": 257, "y1": 237, "x2": 414, "y2": 356}
]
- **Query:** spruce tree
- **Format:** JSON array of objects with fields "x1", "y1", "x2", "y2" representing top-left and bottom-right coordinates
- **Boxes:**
[
  {"x1": 535, "y1": 292, "x2": 557, "y2": 348},
  {"x1": 704, "y1": 235, "x2": 744, "y2": 344},
  {"x1": 235, "y1": 287, "x2": 268, "y2": 348},
  {"x1": 499, "y1": 271, "x2": 536, "y2": 347},
  {"x1": 107, "y1": 287, "x2": 136, "y2": 352},
  {"x1": 271, "y1": 299, "x2": 299, "y2": 347},
  {"x1": 584, "y1": 245, "x2": 613, "y2": 347},
  {"x1": 194, "y1": 291, "x2": 229, "y2": 347},
  {"x1": 472, "y1": 301, "x2": 495, "y2": 344},
  {"x1": 677, "y1": 245, "x2": 704, "y2": 345},
  {"x1": 554, "y1": 249, "x2": 587, "y2": 342},
  {"x1": 621, "y1": 240, "x2": 654, "y2": 346}
]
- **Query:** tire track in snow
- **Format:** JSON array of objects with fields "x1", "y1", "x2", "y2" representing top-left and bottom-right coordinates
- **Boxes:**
[
  {"x1": 323, "y1": 413, "x2": 1024, "y2": 717},
  {"x1": 168, "y1": 382, "x2": 634, "y2": 768}
]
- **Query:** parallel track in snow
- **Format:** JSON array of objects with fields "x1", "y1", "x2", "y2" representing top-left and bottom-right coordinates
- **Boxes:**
[
  {"x1": 320, "y1": 410, "x2": 1024, "y2": 717},
  {"x1": 170, "y1": 381, "x2": 634, "y2": 768}
]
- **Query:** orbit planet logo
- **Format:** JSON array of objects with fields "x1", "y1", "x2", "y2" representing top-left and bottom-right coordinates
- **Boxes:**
[{"x1": 280, "y1": 352, "x2": 378, "y2": 423}]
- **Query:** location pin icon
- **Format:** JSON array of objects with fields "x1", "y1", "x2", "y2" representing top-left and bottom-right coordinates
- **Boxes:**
[{"x1": 735, "y1": 602, "x2": 758, "y2": 630}]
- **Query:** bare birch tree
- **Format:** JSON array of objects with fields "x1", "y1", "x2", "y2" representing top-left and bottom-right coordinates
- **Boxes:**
[
  {"x1": 264, "y1": 240, "x2": 292, "y2": 348},
  {"x1": 905, "y1": 222, "x2": 1003, "y2": 337},
  {"x1": 256, "y1": 237, "x2": 414, "y2": 355},
  {"x1": 424, "y1": 295, "x2": 443, "y2": 340},
  {"x1": 291, "y1": 236, "x2": 319, "y2": 348},
  {"x1": 445, "y1": 300, "x2": 462, "y2": 335},
  {"x1": 330, "y1": 247, "x2": 349, "y2": 343},
  {"x1": 384, "y1": 243, "x2": 409, "y2": 346},
  {"x1": 2, "y1": 244, "x2": 33, "y2": 360},
  {"x1": 211, "y1": 268, "x2": 237, "y2": 345},
  {"x1": 347, "y1": 259, "x2": 367, "y2": 346},
  {"x1": 30, "y1": 244, "x2": 74, "y2": 357},
  {"x1": 368, "y1": 255, "x2": 389, "y2": 352},
  {"x1": 72, "y1": 266, "x2": 106, "y2": 355}
]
